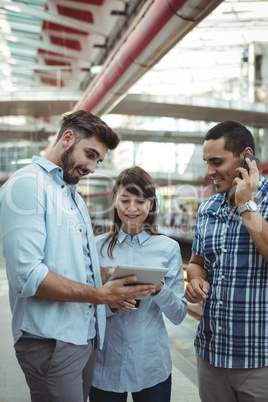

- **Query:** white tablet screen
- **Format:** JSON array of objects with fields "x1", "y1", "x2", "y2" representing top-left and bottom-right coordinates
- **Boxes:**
[{"x1": 109, "y1": 264, "x2": 168, "y2": 289}]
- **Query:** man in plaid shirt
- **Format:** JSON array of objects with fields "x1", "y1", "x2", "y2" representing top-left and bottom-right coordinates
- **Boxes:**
[{"x1": 185, "y1": 120, "x2": 268, "y2": 402}]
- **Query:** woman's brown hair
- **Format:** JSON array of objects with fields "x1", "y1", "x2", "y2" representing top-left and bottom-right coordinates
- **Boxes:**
[{"x1": 100, "y1": 166, "x2": 160, "y2": 258}]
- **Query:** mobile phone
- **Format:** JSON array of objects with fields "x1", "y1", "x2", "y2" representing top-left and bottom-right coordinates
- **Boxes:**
[{"x1": 239, "y1": 153, "x2": 260, "y2": 178}]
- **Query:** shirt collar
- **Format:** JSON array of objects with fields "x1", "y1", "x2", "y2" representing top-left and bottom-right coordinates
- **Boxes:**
[
  {"x1": 208, "y1": 192, "x2": 227, "y2": 212},
  {"x1": 212, "y1": 175, "x2": 266, "y2": 211},
  {"x1": 118, "y1": 229, "x2": 151, "y2": 245},
  {"x1": 32, "y1": 155, "x2": 61, "y2": 174},
  {"x1": 31, "y1": 155, "x2": 77, "y2": 191}
]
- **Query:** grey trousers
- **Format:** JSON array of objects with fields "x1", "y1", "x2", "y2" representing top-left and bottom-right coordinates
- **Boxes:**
[
  {"x1": 196, "y1": 351, "x2": 268, "y2": 402},
  {"x1": 15, "y1": 337, "x2": 97, "y2": 402}
]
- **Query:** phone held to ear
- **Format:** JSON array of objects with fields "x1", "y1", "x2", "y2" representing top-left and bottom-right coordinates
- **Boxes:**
[{"x1": 239, "y1": 153, "x2": 260, "y2": 178}]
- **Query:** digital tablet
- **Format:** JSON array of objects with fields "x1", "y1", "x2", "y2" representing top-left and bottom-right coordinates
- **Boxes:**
[{"x1": 109, "y1": 264, "x2": 168, "y2": 299}]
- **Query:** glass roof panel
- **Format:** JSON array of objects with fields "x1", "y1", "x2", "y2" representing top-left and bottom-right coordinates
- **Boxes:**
[
  {"x1": 129, "y1": 0, "x2": 268, "y2": 101},
  {"x1": 0, "y1": 9, "x2": 42, "y2": 24}
]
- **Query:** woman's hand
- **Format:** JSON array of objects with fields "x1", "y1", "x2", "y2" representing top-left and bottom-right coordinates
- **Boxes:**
[
  {"x1": 155, "y1": 281, "x2": 164, "y2": 294},
  {"x1": 109, "y1": 299, "x2": 137, "y2": 312},
  {"x1": 100, "y1": 266, "x2": 116, "y2": 284}
]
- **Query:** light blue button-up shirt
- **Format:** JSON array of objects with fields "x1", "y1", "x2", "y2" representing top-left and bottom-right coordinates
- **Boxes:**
[
  {"x1": 92, "y1": 230, "x2": 187, "y2": 392},
  {"x1": 0, "y1": 156, "x2": 105, "y2": 347}
]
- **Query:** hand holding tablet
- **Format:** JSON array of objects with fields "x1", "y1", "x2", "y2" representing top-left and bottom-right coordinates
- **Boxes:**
[{"x1": 109, "y1": 264, "x2": 168, "y2": 300}]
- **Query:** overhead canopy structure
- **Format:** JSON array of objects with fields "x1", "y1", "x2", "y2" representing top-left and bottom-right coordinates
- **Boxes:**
[
  {"x1": 0, "y1": 0, "x2": 223, "y2": 122},
  {"x1": 0, "y1": 0, "x2": 143, "y2": 92},
  {"x1": 75, "y1": 0, "x2": 224, "y2": 116},
  {"x1": 1, "y1": 0, "x2": 268, "y2": 147}
]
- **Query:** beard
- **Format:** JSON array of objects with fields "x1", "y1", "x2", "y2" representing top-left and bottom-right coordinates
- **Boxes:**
[{"x1": 60, "y1": 144, "x2": 79, "y2": 185}]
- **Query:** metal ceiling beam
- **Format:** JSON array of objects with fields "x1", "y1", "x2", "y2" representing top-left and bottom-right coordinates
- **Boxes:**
[
  {"x1": 0, "y1": 122, "x2": 205, "y2": 143},
  {"x1": 115, "y1": 128, "x2": 204, "y2": 144},
  {"x1": 111, "y1": 93, "x2": 268, "y2": 128},
  {"x1": 0, "y1": 90, "x2": 83, "y2": 117},
  {"x1": 0, "y1": 129, "x2": 52, "y2": 141},
  {"x1": 2, "y1": 91, "x2": 268, "y2": 128},
  {"x1": 0, "y1": 99, "x2": 76, "y2": 116}
]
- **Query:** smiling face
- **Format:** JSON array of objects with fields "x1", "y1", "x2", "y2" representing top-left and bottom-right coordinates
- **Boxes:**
[
  {"x1": 203, "y1": 137, "x2": 245, "y2": 194},
  {"x1": 60, "y1": 135, "x2": 108, "y2": 185},
  {"x1": 114, "y1": 185, "x2": 154, "y2": 237}
]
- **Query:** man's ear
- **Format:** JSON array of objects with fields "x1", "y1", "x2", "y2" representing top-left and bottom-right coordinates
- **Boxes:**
[
  {"x1": 240, "y1": 147, "x2": 254, "y2": 160},
  {"x1": 62, "y1": 130, "x2": 75, "y2": 148},
  {"x1": 244, "y1": 147, "x2": 254, "y2": 156}
]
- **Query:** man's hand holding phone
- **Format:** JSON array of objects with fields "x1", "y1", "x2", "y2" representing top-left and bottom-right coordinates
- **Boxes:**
[
  {"x1": 239, "y1": 153, "x2": 260, "y2": 178},
  {"x1": 234, "y1": 153, "x2": 260, "y2": 207}
]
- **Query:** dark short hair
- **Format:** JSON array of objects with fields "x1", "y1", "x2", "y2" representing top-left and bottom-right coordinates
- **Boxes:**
[
  {"x1": 55, "y1": 110, "x2": 120, "y2": 150},
  {"x1": 205, "y1": 120, "x2": 255, "y2": 157}
]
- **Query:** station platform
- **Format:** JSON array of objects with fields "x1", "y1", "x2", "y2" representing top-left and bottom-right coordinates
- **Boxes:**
[{"x1": 0, "y1": 239, "x2": 200, "y2": 402}]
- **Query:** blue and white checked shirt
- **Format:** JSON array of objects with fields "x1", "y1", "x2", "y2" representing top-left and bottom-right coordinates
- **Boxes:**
[
  {"x1": 192, "y1": 176, "x2": 268, "y2": 368},
  {"x1": 0, "y1": 156, "x2": 105, "y2": 347}
]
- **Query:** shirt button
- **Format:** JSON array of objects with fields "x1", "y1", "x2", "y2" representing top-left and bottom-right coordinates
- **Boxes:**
[
  {"x1": 219, "y1": 301, "x2": 223, "y2": 305},
  {"x1": 89, "y1": 305, "x2": 92, "y2": 309},
  {"x1": 221, "y1": 275, "x2": 225, "y2": 279},
  {"x1": 223, "y1": 249, "x2": 227, "y2": 252},
  {"x1": 58, "y1": 169, "x2": 62, "y2": 172},
  {"x1": 218, "y1": 326, "x2": 222, "y2": 331},
  {"x1": 61, "y1": 185, "x2": 64, "y2": 189}
]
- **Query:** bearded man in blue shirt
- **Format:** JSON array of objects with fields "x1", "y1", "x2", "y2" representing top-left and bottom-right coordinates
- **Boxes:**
[
  {"x1": 0, "y1": 110, "x2": 155, "y2": 402},
  {"x1": 185, "y1": 120, "x2": 268, "y2": 402}
]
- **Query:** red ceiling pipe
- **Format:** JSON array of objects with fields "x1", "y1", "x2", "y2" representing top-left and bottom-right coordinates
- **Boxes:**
[
  {"x1": 75, "y1": 0, "x2": 223, "y2": 116},
  {"x1": 45, "y1": 0, "x2": 222, "y2": 152}
]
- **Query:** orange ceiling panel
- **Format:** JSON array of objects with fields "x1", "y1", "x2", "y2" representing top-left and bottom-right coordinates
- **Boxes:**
[
  {"x1": 50, "y1": 36, "x2": 81, "y2": 51},
  {"x1": 43, "y1": 21, "x2": 89, "y2": 36},
  {"x1": 64, "y1": 0, "x2": 104, "y2": 4},
  {"x1": 57, "y1": 5, "x2": 94, "y2": 24},
  {"x1": 40, "y1": 76, "x2": 65, "y2": 87}
]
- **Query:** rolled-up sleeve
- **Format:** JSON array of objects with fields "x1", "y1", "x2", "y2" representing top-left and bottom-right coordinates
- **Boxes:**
[{"x1": 0, "y1": 172, "x2": 49, "y2": 297}]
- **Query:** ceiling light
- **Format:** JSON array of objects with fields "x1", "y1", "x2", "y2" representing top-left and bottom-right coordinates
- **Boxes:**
[{"x1": 90, "y1": 65, "x2": 103, "y2": 75}]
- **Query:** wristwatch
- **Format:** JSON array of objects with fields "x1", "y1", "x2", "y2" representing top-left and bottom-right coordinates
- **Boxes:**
[{"x1": 237, "y1": 200, "x2": 258, "y2": 215}]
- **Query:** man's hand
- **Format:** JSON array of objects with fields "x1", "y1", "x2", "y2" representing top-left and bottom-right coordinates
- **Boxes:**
[
  {"x1": 234, "y1": 157, "x2": 259, "y2": 207},
  {"x1": 186, "y1": 253, "x2": 208, "y2": 304},
  {"x1": 185, "y1": 277, "x2": 210, "y2": 303},
  {"x1": 96, "y1": 275, "x2": 156, "y2": 304}
]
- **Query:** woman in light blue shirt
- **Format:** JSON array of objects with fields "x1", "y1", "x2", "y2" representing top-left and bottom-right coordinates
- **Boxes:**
[{"x1": 89, "y1": 166, "x2": 187, "y2": 402}]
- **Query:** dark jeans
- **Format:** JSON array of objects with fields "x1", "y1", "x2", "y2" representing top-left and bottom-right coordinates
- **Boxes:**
[{"x1": 89, "y1": 374, "x2": 171, "y2": 402}]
